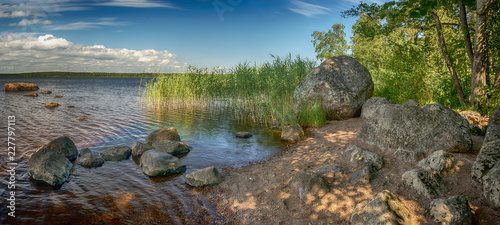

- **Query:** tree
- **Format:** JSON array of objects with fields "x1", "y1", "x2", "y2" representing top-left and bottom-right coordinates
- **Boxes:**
[
  {"x1": 471, "y1": 0, "x2": 492, "y2": 106},
  {"x1": 311, "y1": 24, "x2": 349, "y2": 61}
]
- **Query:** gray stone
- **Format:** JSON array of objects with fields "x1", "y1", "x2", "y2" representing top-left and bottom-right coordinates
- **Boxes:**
[
  {"x1": 469, "y1": 124, "x2": 483, "y2": 136},
  {"x1": 350, "y1": 190, "x2": 412, "y2": 225},
  {"x1": 131, "y1": 141, "x2": 153, "y2": 157},
  {"x1": 79, "y1": 148, "x2": 91, "y2": 157},
  {"x1": 24, "y1": 92, "x2": 38, "y2": 97},
  {"x1": 417, "y1": 150, "x2": 455, "y2": 173},
  {"x1": 313, "y1": 165, "x2": 345, "y2": 177},
  {"x1": 291, "y1": 171, "x2": 330, "y2": 199},
  {"x1": 350, "y1": 166, "x2": 386, "y2": 186},
  {"x1": 344, "y1": 145, "x2": 384, "y2": 170},
  {"x1": 281, "y1": 125, "x2": 304, "y2": 142},
  {"x1": 140, "y1": 150, "x2": 186, "y2": 176},
  {"x1": 360, "y1": 103, "x2": 472, "y2": 154},
  {"x1": 471, "y1": 106, "x2": 500, "y2": 188},
  {"x1": 146, "y1": 127, "x2": 181, "y2": 144},
  {"x1": 42, "y1": 136, "x2": 79, "y2": 161},
  {"x1": 402, "y1": 167, "x2": 446, "y2": 199},
  {"x1": 482, "y1": 162, "x2": 500, "y2": 207},
  {"x1": 100, "y1": 145, "x2": 131, "y2": 161},
  {"x1": 394, "y1": 148, "x2": 424, "y2": 162},
  {"x1": 235, "y1": 132, "x2": 253, "y2": 139},
  {"x1": 76, "y1": 150, "x2": 105, "y2": 168},
  {"x1": 28, "y1": 148, "x2": 72, "y2": 186},
  {"x1": 185, "y1": 166, "x2": 222, "y2": 187},
  {"x1": 4, "y1": 82, "x2": 39, "y2": 91},
  {"x1": 361, "y1": 97, "x2": 396, "y2": 120},
  {"x1": 293, "y1": 56, "x2": 374, "y2": 120},
  {"x1": 151, "y1": 140, "x2": 191, "y2": 155},
  {"x1": 45, "y1": 102, "x2": 60, "y2": 108},
  {"x1": 430, "y1": 195, "x2": 472, "y2": 225},
  {"x1": 402, "y1": 99, "x2": 419, "y2": 106}
]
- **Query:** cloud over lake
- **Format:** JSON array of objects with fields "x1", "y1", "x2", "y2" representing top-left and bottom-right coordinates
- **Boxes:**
[{"x1": 0, "y1": 33, "x2": 186, "y2": 73}]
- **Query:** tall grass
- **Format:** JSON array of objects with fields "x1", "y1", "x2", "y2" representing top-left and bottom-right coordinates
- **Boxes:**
[{"x1": 142, "y1": 54, "x2": 325, "y2": 128}]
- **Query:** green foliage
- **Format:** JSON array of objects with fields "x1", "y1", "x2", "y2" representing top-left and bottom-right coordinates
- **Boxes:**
[
  {"x1": 298, "y1": 101, "x2": 326, "y2": 128},
  {"x1": 311, "y1": 24, "x2": 350, "y2": 61},
  {"x1": 142, "y1": 54, "x2": 320, "y2": 128}
]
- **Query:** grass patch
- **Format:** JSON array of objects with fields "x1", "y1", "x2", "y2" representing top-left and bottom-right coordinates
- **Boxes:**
[{"x1": 141, "y1": 54, "x2": 323, "y2": 128}]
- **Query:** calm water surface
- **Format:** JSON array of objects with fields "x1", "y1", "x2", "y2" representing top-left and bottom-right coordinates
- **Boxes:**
[{"x1": 0, "y1": 77, "x2": 282, "y2": 224}]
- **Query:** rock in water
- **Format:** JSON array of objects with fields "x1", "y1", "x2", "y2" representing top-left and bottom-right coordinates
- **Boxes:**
[
  {"x1": 28, "y1": 148, "x2": 72, "y2": 186},
  {"x1": 146, "y1": 127, "x2": 181, "y2": 144},
  {"x1": 76, "y1": 148, "x2": 105, "y2": 168},
  {"x1": 24, "y1": 92, "x2": 38, "y2": 97},
  {"x1": 281, "y1": 125, "x2": 304, "y2": 142},
  {"x1": 350, "y1": 190, "x2": 412, "y2": 225},
  {"x1": 360, "y1": 103, "x2": 471, "y2": 154},
  {"x1": 140, "y1": 150, "x2": 186, "y2": 176},
  {"x1": 293, "y1": 56, "x2": 374, "y2": 120},
  {"x1": 430, "y1": 195, "x2": 472, "y2": 225},
  {"x1": 131, "y1": 141, "x2": 154, "y2": 157},
  {"x1": 151, "y1": 140, "x2": 191, "y2": 155},
  {"x1": 41, "y1": 90, "x2": 52, "y2": 94},
  {"x1": 100, "y1": 145, "x2": 131, "y2": 161},
  {"x1": 185, "y1": 166, "x2": 222, "y2": 187},
  {"x1": 235, "y1": 132, "x2": 253, "y2": 138},
  {"x1": 45, "y1": 102, "x2": 60, "y2": 108},
  {"x1": 4, "y1": 82, "x2": 39, "y2": 91},
  {"x1": 42, "y1": 136, "x2": 79, "y2": 161}
]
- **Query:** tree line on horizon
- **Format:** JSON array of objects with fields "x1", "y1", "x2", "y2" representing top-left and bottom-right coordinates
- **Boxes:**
[{"x1": 312, "y1": 0, "x2": 499, "y2": 114}]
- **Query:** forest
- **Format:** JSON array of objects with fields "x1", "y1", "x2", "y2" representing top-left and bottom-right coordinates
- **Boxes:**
[{"x1": 312, "y1": 0, "x2": 500, "y2": 114}]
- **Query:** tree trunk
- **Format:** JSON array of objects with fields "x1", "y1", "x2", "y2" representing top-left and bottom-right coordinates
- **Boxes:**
[
  {"x1": 494, "y1": 62, "x2": 500, "y2": 89},
  {"x1": 431, "y1": 10, "x2": 468, "y2": 107},
  {"x1": 459, "y1": 0, "x2": 474, "y2": 66},
  {"x1": 471, "y1": 0, "x2": 491, "y2": 106}
]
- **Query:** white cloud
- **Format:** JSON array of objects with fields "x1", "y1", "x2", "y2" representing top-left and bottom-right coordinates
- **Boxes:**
[
  {"x1": 9, "y1": 19, "x2": 52, "y2": 26},
  {"x1": 288, "y1": 0, "x2": 331, "y2": 17},
  {"x1": 50, "y1": 17, "x2": 128, "y2": 30},
  {"x1": 96, "y1": 0, "x2": 178, "y2": 8},
  {"x1": 0, "y1": 33, "x2": 186, "y2": 73}
]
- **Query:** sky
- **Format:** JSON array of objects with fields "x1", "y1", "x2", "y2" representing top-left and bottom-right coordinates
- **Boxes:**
[{"x1": 0, "y1": 0, "x2": 385, "y2": 73}]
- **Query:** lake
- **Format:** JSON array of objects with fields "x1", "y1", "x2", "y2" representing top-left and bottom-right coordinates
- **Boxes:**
[{"x1": 0, "y1": 77, "x2": 282, "y2": 224}]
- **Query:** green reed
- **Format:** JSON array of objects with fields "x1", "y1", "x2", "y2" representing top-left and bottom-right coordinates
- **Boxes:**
[{"x1": 142, "y1": 54, "x2": 326, "y2": 128}]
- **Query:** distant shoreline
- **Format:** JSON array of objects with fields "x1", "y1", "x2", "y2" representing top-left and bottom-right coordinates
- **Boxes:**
[{"x1": 0, "y1": 72, "x2": 172, "y2": 78}]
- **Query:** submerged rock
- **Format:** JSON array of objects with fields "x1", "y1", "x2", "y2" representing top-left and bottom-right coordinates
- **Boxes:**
[
  {"x1": 350, "y1": 190, "x2": 412, "y2": 225},
  {"x1": 235, "y1": 132, "x2": 253, "y2": 139},
  {"x1": 54, "y1": 95, "x2": 63, "y2": 98},
  {"x1": 4, "y1": 82, "x2": 39, "y2": 91},
  {"x1": 42, "y1": 136, "x2": 79, "y2": 161},
  {"x1": 185, "y1": 166, "x2": 222, "y2": 187},
  {"x1": 281, "y1": 125, "x2": 304, "y2": 142},
  {"x1": 151, "y1": 140, "x2": 191, "y2": 155},
  {"x1": 100, "y1": 145, "x2": 131, "y2": 161},
  {"x1": 41, "y1": 90, "x2": 52, "y2": 94},
  {"x1": 146, "y1": 127, "x2": 181, "y2": 144},
  {"x1": 140, "y1": 150, "x2": 186, "y2": 176},
  {"x1": 430, "y1": 195, "x2": 472, "y2": 225},
  {"x1": 75, "y1": 148, "x2": 105, "y2": 168},
  {"x1": 28, "y1": 148, "x2": 72, "y2": 186},
  {"x1": 24, "y1": 92, "x2": 38, "y2": 97},
  {"x1": 293, "y1": 56, "x2": 374, "y2": 120},
  {"x1": 360, "y1": 103, "x2": 471, "y2": 154},
  {"x1": 131, "y1": 141, "x2": 154, "y2": 157},
  {"x1": 45, "y1": 102, "x2": 60, "y2": 108}
]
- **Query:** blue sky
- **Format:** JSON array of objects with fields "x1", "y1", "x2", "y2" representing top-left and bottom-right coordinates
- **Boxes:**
[{"x1": 0, "y1": 0, "x2": 384, "y2": 73}]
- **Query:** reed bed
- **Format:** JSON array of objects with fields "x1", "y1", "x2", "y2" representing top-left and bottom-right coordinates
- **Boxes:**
[{"x1": 142, "y1": 54, "x2": 326, "y2": 128}]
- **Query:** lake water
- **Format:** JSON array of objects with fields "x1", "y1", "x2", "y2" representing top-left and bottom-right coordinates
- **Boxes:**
[{"x1": 0, "y1": 77, "x2": 282, "y2": 224}]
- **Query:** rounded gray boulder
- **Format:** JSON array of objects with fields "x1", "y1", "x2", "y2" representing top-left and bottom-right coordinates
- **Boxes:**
[
  {"x1": 100, "y1": 145, "x2": 131, "y2": 161},
  {"x1": 151, "y1": 140, "x2": 191, "y2": 155},
  {"x1": 76, "y1": 148, "x2": 105, "y2": 168},
  {"x1": 42, "y1": 136, "x2": 79, "y2": 161},
  {"x1": 281, "y1": 125, "x2": 304, "y2": 142},
  {"x1": 146, "y1": 127, "x2": 181, "y2": 144},
  {"x1": 293, "y1": 56, "x2": 374, "y2": 120},
  {"x1": 140, "y1": 150, "x2": 186, "y2": 176},
  {"x1": 28, "y1": 148, "x2": 72, "y2": 186},
  {"x1": 185, "y1": 166, "x2": 222, "y2": 187}
]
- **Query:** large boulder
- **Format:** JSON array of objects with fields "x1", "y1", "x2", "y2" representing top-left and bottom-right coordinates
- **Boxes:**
[
  {"x1": 140, "y1": 150, "x2": 186, "y2": 176},
  {"x1": 471, "y1": 106, "x2": 500, "y2": 188},
  {"x1": 146, "y1": 127, "x2": 181, "y2": 144},
  {"x1": 131, "y1": 141, "x2": 153, "y2": 157},
  {"x1": 281, "y1": 125, "x2": 304, "y2": 142},
  {"x1": 151, "y1": 140, "x2": 191, "y2": 155},
  {"x1": 360, "y1": 103, "x2": 472, "y2": 154},
  {"x1": 430, "y1": 195, "x2": 472, "y2": 225},
  {"x1": 100, "y1": 145, "x2": 131, "y2": 161},
  {"x1": 293, "y1": 56, "x2": 374, "y2": 120},
  {"x1": 402, "y1": 167, "x2": 446, "y2": 199},
  {"x1": 75, "y1": 148, "x2": 105, "y2": 168},
  {"x1": 482, "y1": 162, "x2": 500, "y2": 207},
  {"x1": 42, "y1": 136, "x2": 79, "y2": 161},
  {"x1": 291, "y1": 171, "x2": 330, "y2": 199},
  {"x1": 350, "y1": 190, "x2": 412, "y2": 225},
  {"x1": 185, "y1": 166, "x2": 222, "y2": 187},
  {"x1": 28, "y1": 148, "x2": 72, "y2": 186},
  {"x1": 4, "y1": 82, "x2": 39, "y2": 91},
  {"x1": 361, "y1": 97, "x2": 396, "y2": 119}
]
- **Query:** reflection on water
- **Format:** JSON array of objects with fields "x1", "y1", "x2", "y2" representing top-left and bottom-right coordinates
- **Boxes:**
[{"x1": 0, "y1": 77, "x2": 282, "y2": 224}]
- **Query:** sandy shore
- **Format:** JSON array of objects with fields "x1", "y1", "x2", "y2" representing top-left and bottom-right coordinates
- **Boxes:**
[{"x1": 201, "y1": 118, "x2": 499, "y2": 224}]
